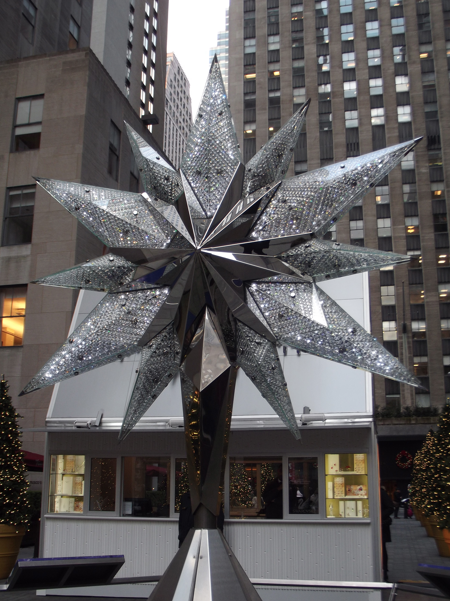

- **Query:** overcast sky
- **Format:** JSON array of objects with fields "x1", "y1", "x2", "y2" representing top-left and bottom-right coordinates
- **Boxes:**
[{"x1": 167, "y1": 0, "x2": 230, "y2": 116}]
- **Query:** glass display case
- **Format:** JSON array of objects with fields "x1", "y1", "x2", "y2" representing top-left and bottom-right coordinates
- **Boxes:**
[
  {"x1": 325, "y1": 453, "x2": 369, "y2": 518},
  {"x1": 48, "y1": 454, "x2": 85, "y2": 513}
]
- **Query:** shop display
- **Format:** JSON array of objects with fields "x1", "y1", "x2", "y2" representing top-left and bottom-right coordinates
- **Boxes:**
[
  {"x1": 48, "y1": 454, "x2": 85, "y2": 514},
  {"x1": 325, "y1": 453, "x2": 369, "y2": 518}
]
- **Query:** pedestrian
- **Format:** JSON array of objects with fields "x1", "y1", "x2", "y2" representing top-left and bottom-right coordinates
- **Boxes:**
[
  {"x1": 394, "y1": 488, "x2": 402, "y2": 518},
  {"x1": 381, "y1": 486, "x2": 394, "y2": 582}
]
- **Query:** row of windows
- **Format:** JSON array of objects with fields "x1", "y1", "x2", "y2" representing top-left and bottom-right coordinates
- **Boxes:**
[
  {"x1": 21, "y1": 0, "x2": 80, "y2": 50},
  {"x1": 48, "y1": 453, "x2": 370, "y2": 521}
]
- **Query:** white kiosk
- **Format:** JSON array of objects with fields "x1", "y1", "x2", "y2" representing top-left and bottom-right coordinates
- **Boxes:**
[{"x1": 38, "y1": 272, "x2": 382, "y2": 596}]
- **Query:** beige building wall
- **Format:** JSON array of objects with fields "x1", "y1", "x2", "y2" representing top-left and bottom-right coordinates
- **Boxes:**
[{"x1": 0, "y1": 49, "x2": 164, "y2": 454}]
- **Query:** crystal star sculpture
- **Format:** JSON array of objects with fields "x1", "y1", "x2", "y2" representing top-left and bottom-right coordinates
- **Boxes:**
[
  {"x1": 22, "y1": 58, "x2": 421, "y2": 600},
  {"x1": 22, "y1": 58, "x2": 420, "y2": 442}
]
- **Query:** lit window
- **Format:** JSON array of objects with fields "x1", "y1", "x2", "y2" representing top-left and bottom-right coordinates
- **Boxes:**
[
  {"x1": 144, "y1": 20, "x2": 149, "y2": 33},
  {"x1": 151, "y1": 49, "x2": 156, "y2": 62},
  {"x1": 143, "y1": 36, "x2": 148, "y2": 50},
  {"x1": 0, "y1": 286, "x2": 26, "y2": 347},
  {"x1": 371, "y1": 107, "x2": 385, "y2": 125},
  {"x1": 149, "y1": 84, "x2": 154, "y2": 98},
  {"x1": 150, "y1": 66, "x2": 155, "y2": 79},
  {"x1": 318, "y1": 83, "x2": 331, "y2": 93},
  {"x1": 375, "y1": 185, "x2": 389, "y2": 204},
  {"x1": 153, "y1": 0, "x2": 158, "y2": 12},
  {"x1": 142, "y1": 53, "x2": 147, "y2": 68},
  {"x1": 405, "y1": 216, "x2": 419, "y2": 235},
  {"x1": 341, "y1": 24, "x2": 354, "y2": 41},
  {"x1": 153, "y1": 17, "x2": 157, "y2": 30},
  {"x1": 13, "y1": 95, "x2": 44, "y2": 152},
  {"x1": 145, "y1": 2, "x2": 150, "y2": 16},
  {"x1": 152, "y1": 33, "x2": 157, "y2": 46},
  {"x1": 367, "y1": 49, "x2": 381, "y2": 66},
  {"x1": 342, "y1": 52, "x2": 355, "y2": 69},
  {"x1": 108, "y1": 121, "x2": 121, "y2": 181},
  {"x1": 397, "y1": 105, "x2": 411, "y2": 122},
  {"x1": 141, "y1": 71, "x2": 147, "y2": 85},
  {"x1": 2, "y1": 186, "x2": 35, "y2": 246},
  {"x1": 395, "y1": 75, "x2": 409, "y2": 93},
  {"x1": 366, "y1": 21, "x2": 379, "y2": 37}
]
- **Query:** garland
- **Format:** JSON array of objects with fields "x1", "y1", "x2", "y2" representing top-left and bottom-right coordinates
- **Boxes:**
[{"x1": 396, "y1": 450, "x2": 413, "y2": 469}]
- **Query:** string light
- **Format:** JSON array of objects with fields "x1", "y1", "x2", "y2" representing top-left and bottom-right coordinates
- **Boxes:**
[
  {"x1": 410, "y1": 404, "x2": 450, "y2": 528},
  {"x1": 0, "y1": 376, "x2": 31, "y2": 528}
]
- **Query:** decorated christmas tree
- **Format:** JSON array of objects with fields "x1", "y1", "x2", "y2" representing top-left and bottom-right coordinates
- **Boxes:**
[
  {"x1": 0, "y1": 376, "x2": 30, "y2": 527},
  {"x1": 432, "y1": 404, "x2": 450, "y2": 528},
  {"x1": 230, "y1": 463, "x2": 253, "y2": 508},
  {"x1": 410, "y1": 429, "x2": 436, "y2": 512}
]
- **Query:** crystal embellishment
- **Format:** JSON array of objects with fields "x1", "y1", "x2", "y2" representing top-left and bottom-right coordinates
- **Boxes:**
[{"x1": 22, "y1": 57, "x2": 422, "y2": 441}]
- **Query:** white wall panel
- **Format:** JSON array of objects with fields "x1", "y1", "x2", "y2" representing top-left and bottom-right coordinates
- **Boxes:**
[
  {"x1": 48, "y1": 273, "x2": 371, "y2": 422},
  {"x1": 42, "y1": 517, "x2": 374, "y2": 582}
]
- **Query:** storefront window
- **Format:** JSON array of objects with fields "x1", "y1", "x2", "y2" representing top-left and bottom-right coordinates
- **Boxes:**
[
  {"x1": 325, "y1": 453, "x2": 369, "y2": 518},
  {"x1": 48, "y1": 454, "x2": 85, "y2": 513},
  {"x1": 122, "y1": 457, "x2": 170, "y2": 517},
  {"x1": 288, "y1": 457, "x2": 319, "y2": 515},
  {"x1": 90, "y1": 458, "x2": 117, "y2": 512},
  {"x1": 229, "y1": 457, "x2": 282, "y2": 519}
]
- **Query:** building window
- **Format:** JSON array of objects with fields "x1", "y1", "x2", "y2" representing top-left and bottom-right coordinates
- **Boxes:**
[
  {"x1": 325, "y1": 454, "x2": 369, "y2": 518},
  {"x1": 288, "y1": 457, "x2": 319, "y2": 515},
  {"x1": 391, "y1": 18, "x2": 405, "y2": 35},
  {"x1": 395, "y1": 75, "x2": 409, "y2": 92},
  {"x1": 366, "y1": 21, "x2": 379, "y2": 37},
  {"x1": 21, "y1": 0, "x2": 36, "y2": 44},
  {"x1": 108, "y1": 121, "x2": 121, "y2": 181},
  {"x1": 339, "y1": 0, "x2": 352, "y2": 13},
  {"x1": 397, "y1": 105, "x2": 412, "y2": 122},
  {"x1": 341, "y1": 24, "x2": 354, "y2": 41},
  {"x1": 229, "y1": 457, "x2": 282, "y2": 519},
  {"x1": 367, "y1": 49, "x2": 381, "y2": 66},
  {"x1": 123, "y1": 457, "x2": 170, "y2": 517},
  {"x1": 2, "y1": 186, "x2": 35, "y2": 246},
  {"x1": 69, "y1": 16, "x2": 80, "y2": 49},
  {"x1": 343, "y1": 80, "x2": 357, "y2": 97},
  {"x1": 342, "y1": 52, "x2": 355, "y2": 69},
  {"x1": 369, "y1": 78, "x2": 383, "y2": 95},
  {"x1": 1, "y1": 286, "x2": 26, "y2": 347},
  {"x1": 90, "y1": 458, "x2": 117, "y2": 512},
  {"x1": 371, "y1": 107, "x2": 385, "y2": 125},
  {"x1": 130, "y1": 155, "x2": 139, "y2": 192},
  {"x1": 345, "y1": 110, "x2": 358, "y2": 128},
  {"x1": 13, "y1": 95, "x2": 44, "y2": 152}
]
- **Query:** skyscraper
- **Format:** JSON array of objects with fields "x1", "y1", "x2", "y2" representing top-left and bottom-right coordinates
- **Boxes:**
[
  {"x1": 228, "y1": 0, "x2": 449, "y2": 419},
  {"x1": 90, "y1": 0, "x2": 168, "y2": 148},
  {"x1": 0, "y1": 0, "x2": 168, "y2": 455},
  {"x1": 209, "y1": 9, "x2": 230, "y2": 94},
  {"x1": 164, "y1": 52, "x2": 192, "y2": 168}
]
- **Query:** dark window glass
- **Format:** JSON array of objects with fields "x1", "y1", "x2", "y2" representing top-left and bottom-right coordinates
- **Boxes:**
[
  {"x1": 288, "y1": 458, "x2": 319, "y2": 515},
  {"x1": 89, "y1": 458, "x2": 117, "y2": 512},
  {"x1": 13, "y1": 96, "x2": 43, "y2": 151},
  {"x1": 69, "y1": 16, "x2": 80, "y2": 49},
  {"x1": 122, "y1": 457, "x2": 170, "y2": 517},
  {"x1": 21, "y1": 0, "x2": 36, "y2": 44},
  {"x1": 0, "y1": 286, "x2": 26, "y2": 347},
  {"x1": 108, "y1": 121, "x2": 121, "y2": 180},
  {"x1": 130, "y1": 155, "x2": 139, "y2": 192},
  {"x1": 2, "y1": 186, "x2": 35, "y2": 246}
]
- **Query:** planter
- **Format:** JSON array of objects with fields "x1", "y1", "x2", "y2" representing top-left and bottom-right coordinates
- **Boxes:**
[
  {"x1": 442, "y1": 529, "x2": 450, "y2": 550},
  {"x1": 0, "y1": 524, "x2": 26, "y2": 579},
  {"x1": 423, "y1": 515, "x2": 437, "y2": 538},
  {"x1": 431, "y1": 523, "x2": 450, "y2": 558},
  {"x1": 412, "y1": 506, "x2": 424, "y2": 525}
]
